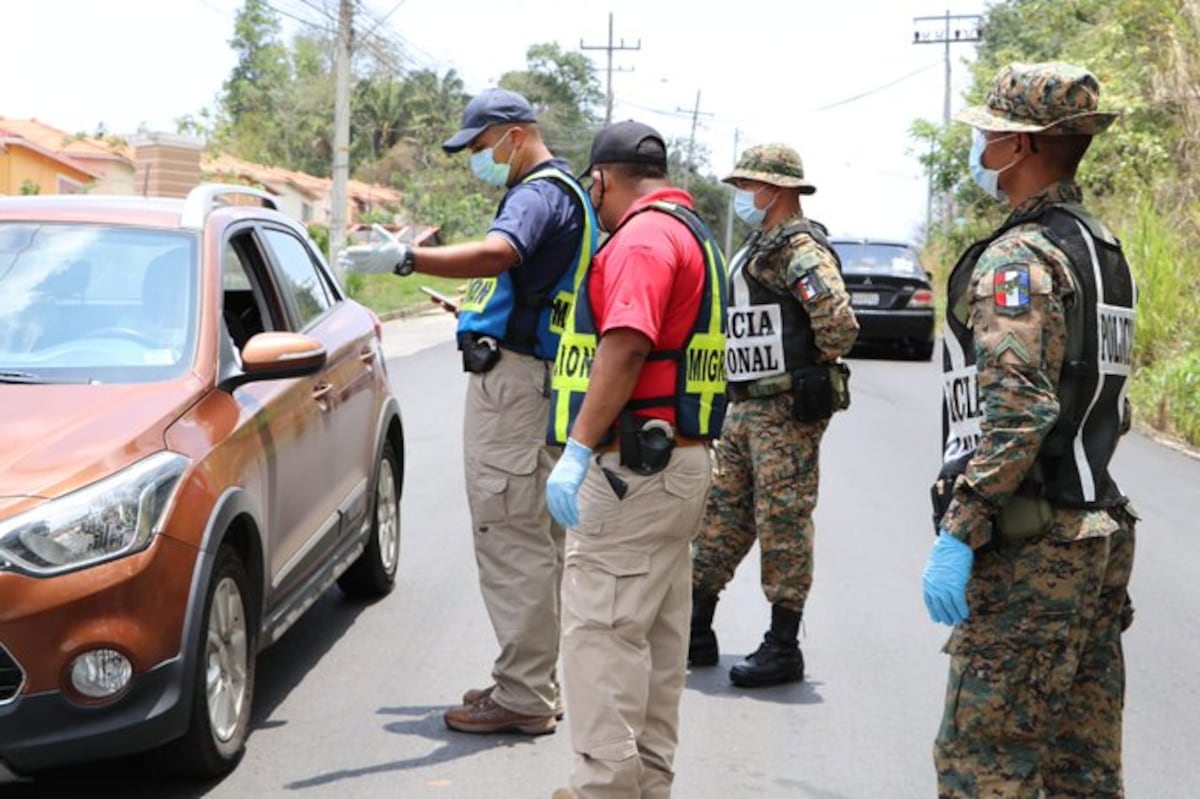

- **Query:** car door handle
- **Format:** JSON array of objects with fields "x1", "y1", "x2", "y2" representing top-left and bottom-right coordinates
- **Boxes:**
[{"x1": 312, "y1": 382, "x2": 334, "y2": 405}]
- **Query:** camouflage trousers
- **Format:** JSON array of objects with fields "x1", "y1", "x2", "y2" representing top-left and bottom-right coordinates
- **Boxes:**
[
  {"x1": 934, "y1": 505, "x2": 1137, "y2": 799},
  {"x1": 691, "y1": 394, "x2": 828, "y2": 613}
]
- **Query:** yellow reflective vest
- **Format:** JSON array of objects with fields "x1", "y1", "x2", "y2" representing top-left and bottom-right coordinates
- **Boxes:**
[{"x1": 548, "y1": 200, "x2": 728, "y2": 444}]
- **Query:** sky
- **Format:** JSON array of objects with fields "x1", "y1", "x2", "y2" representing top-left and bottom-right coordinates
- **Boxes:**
[{"x1": 1, "y1": 0, "x2": 991, "y2": 241}]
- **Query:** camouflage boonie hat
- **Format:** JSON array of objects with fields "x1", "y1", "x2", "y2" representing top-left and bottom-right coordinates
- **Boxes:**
[
  {"x1": 722, "y1": 143, "x2": 816, "y2": 194},
  {"x1": 955, "y1": 62, "x2": 1118, "y2": 135}
]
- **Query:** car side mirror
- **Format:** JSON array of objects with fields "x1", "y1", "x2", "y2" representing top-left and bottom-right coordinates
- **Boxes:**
[{"x1": 219, "y1": 331, "x2": 327, "y2": 392}]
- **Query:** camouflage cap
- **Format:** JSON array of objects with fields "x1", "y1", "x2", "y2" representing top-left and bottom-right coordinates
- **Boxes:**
[
  {"x1": 722, "y1": 143, "x2": 816, "y2": 194},
  {"x1": 955, "y1": 62, "x2": 1118, "y2": 135}
]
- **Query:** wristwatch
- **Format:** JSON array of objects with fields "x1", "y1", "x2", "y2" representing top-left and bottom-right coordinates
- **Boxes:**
[{"x1": 394, "y1": 246, "x2": 416, "y2": 276}]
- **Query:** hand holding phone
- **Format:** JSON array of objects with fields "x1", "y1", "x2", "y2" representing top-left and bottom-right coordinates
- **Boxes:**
[{"x1": 420, "y1": 285, "x2": 459, "y2": 316}]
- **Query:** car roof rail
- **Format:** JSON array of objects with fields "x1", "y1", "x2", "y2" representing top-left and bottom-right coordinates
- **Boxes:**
[{"x1": 181, "y1": 184, "x2": 279, "y2": 229}]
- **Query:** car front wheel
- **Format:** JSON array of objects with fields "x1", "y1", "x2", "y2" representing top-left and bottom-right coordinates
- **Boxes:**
[
  {"x1": 168, "y1": 544, "x2": 256, "y2": 777},
  {"x1": 338, "y1": 439, "x2": 401, "y2": 598}
]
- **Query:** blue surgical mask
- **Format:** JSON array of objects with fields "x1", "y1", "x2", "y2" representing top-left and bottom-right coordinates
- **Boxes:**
[
  {"x1": 969, "y1": 129, "x2": 1017, "y2": 201},
  {"x1": 470, "y1": 130, "x2": 515, "y2": 187},
  {"x1": 733, "y1": 188, "x2": 767, "y2": 226}
]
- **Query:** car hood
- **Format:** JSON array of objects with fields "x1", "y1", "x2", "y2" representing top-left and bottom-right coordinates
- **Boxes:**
[{"x1": 0, "y1": 378, "x2": 204, "y2": 505}]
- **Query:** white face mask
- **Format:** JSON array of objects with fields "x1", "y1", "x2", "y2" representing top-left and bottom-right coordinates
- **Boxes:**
[{"x1": 968, "y1": 130, "x2": 1019, "y2": 200}]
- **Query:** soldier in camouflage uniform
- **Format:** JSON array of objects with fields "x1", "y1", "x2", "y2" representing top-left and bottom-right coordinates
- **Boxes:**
[
  {"x1": 689, "y1": 144, "x2": 859, "y2": 687},
  {"x1": 923, "y1": 62, "x2": 1138, "y2": 797}
]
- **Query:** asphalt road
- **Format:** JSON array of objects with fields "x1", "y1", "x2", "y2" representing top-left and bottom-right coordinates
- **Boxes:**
[{"x1": 12, "y1": 312, "x2": 1198, "y2": 798}]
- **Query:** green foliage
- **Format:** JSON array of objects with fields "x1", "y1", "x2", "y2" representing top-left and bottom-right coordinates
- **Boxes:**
[
  {"x1": 500, "y1": 43, "x2": 603, "y2": 172},
  {"x1": 1129, "y1": 351, "x2": 1200, "y2": 447},
  {"x1": 307, "y1": 224, "x2": 329, "y2": 254},
  {"x1": 18, "y1": 180, "x2": 40, "y2": 196},
  {"x1": 909, "y1": 0, "x2": 1200, "y2": 449},
  {"x1": 346, "y1": 273, "x2": 466, "y2": 318},
  {"x1": 1120, "y1": 199, "x2": 1200, "y2": 366}
]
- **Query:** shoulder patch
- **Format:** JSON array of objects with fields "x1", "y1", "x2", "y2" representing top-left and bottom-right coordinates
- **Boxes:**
[
  {"x1": 992, "y1": 265, "x2": 1032, "y2": 316},
  {"x1": 796, "y1": 270, "x2": 828, "y2": 302}
]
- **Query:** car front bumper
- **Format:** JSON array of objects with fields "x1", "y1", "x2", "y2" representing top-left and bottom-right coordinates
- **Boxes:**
[{"x1": 0, "y1": 656, "x2": 189, "y2": 774}]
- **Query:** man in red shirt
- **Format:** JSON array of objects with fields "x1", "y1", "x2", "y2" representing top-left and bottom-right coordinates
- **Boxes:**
[{"x1": 546, "y1": 120, "x2": 728, "y2": 799}]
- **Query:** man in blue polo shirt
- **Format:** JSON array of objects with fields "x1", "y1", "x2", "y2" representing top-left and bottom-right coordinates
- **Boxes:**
[{"x1": 341, "y1": 88, "x2": 597, "y2": 735}]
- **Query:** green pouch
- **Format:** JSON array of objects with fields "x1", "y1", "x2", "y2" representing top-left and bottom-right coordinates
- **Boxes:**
[
  {"x1": 995, "y1": 496, "x2": 1053, "y2": 545},
  {"x1": 830, "y1": 362, "x2": 851, "y2": 412}
]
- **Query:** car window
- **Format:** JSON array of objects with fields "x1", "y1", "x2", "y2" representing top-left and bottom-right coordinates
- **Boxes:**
[
  {"x1": 0, "y1": 222, "x2": 198, "y2": 383},
  {"x1": 222, "y1": 235, "x2": 278, "y2": 350},
  {"x1": 261, "y1": 228, "x2": 334, "y2": 330},
  {"x1": 833, "y1": 243, "x2": 925, "y2": 277}
]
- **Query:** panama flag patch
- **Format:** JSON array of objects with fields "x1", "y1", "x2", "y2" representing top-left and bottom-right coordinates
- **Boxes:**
[
  {"x1": 797, "y1": 271, "x2": 827, "y2": 302},
  {"x1": 993, "y1": 265, "x2": 1031, "y2": 314}
]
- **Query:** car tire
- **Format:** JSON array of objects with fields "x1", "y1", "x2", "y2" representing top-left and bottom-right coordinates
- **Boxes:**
[
  {"x1": 168, "y1": 544, "x2": 256, "y2": 778},
  {"x1": 338, "y1": 440, "x2": 401, "y2": 598}
]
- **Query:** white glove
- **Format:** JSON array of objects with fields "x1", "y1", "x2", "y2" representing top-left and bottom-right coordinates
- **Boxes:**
[{"x1": 338, "y1": 225, "x2": 412, "y2": 275}]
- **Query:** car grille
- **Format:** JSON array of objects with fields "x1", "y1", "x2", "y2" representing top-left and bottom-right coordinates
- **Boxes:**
[{"x1": 0, "y1": 644, "x2": 24, "y2": 703}]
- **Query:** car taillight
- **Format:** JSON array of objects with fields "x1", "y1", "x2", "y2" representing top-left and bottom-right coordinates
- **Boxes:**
[
  {"x1": 909, "y1": 289, "x2": 934, "y2": 308},
  {"x1": 368, "y1": 309, "x2": 383, "y2": 341}
]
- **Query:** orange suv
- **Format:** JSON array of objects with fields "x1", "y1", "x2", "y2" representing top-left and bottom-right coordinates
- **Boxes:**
[{"x1": 0, "y1": 185, "x2": 403, "y2": 778}]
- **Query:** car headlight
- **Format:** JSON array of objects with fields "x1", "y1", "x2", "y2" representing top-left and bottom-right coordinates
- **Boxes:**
[{"x1": 0, "y1": 451, "x2": 190, "y2": 577}]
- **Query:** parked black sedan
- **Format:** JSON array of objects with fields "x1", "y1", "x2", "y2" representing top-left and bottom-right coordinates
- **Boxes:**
[{"x1": 830, "y1": 238, "x2": 936, "y2": 360}]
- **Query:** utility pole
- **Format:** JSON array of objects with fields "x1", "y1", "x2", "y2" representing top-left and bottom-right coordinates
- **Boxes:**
[
  {"x1": 724, "y1": 127, "x2": 740, "y2": 256},
  {"x1": 913, "y1": 10, "x2": 982, "y2": 228},
  {"x1": 581, "y1": 13, "x2": 640, "y2": 125},
  {"x1": 330, "y1": 0, "x2": 353, "y2": 275},
  {"x1": 677, "y1": 90, "x2": 713, "y2": 192}
]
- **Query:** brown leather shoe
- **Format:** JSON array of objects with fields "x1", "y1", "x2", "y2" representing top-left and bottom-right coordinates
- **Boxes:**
[
  {"x1": 462, "y1": 685, "x2": 493, "y2": 705},
  {"x1": 463, "y1": 684, "x2": 564, "y2": 720},
  {"x1": 443, "y1": 695, "x2": 556, "y2": 735}
]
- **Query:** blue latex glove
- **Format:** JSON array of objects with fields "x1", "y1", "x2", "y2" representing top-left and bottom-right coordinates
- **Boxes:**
[
  {"x1": 922, "y1": 531, "x2": 975, "y2": 626},
  {"x1": 547, "y1": 438, "x2": 592, "y2": 528}
]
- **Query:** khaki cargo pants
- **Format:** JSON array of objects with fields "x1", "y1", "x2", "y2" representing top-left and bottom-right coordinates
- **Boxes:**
[
  {"x1": 463, "y1": 351, "x2": 563, "y2": 718},
  {"x1": 561, "y1": 444, "x2": 712, "y2": 799}
]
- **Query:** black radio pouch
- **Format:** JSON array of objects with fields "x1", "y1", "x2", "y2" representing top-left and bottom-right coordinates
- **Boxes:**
[
  {"x1": 930, "y1": 453, "x2": 971, "y2": 533},
  {"x1": 791, "y1": 366, "x2": 835, "y2": 422},
  {"x1": 461, "y1": 334, "x2": 501, "y2": 374},
  {"x1": 618, "y1": 410, "x2": 676, "y2": 475}
]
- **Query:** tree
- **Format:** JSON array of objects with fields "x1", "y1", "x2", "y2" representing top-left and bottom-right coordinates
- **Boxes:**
[
  {"x1": 499, "y1": 43, "x2": 603, "y2": 171},
  {"x1": 217, "y1": 0, "x2": 291, "y2": 164}
]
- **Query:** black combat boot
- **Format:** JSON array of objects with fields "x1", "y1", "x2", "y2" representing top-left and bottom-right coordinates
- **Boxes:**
[
  {"x1": 728, "y1": 605, "x2": 804, "y2": 687},
  {"x1": 688, "y1": 589, "x2": 720, "y2": 667}
]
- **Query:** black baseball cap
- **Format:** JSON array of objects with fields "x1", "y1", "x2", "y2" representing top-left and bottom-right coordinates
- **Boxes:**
[
  {"x1": 580, "y1": 120, "x2": 669, "y2": 177},
  {"x1": 442, "y1": 88, "x2": 537, "y2": 153}
]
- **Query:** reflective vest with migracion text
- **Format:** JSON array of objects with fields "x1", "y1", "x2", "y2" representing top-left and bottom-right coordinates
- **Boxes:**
[{"x1": 548, "y1": 200, "x2": 728, "y2": 445}]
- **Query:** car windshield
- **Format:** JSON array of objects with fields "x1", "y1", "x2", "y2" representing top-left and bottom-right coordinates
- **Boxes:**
[
  {"x1": 834, "y1": 243, "x2": 925, "y2": 277},
  {"x1": 0, "y1": 223, "x2": 199, "y2": 384}
]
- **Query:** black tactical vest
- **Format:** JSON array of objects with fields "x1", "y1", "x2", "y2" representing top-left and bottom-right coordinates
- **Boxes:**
[
  {"x1": 726, "y1": 219, "x2": 840, "y2": 384},
  {"x1": 942, "y1": 204, "x2": 1136, "y2": 509}
]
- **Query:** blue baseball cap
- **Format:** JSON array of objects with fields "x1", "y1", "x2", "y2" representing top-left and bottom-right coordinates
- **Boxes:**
[{"x1": 442, "y1": 88, "x2": 538, "y2": 153}]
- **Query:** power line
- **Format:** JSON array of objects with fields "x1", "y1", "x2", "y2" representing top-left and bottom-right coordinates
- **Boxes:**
[
  {"x1": 809, "y1": 60, "x2": 943, "y2": 112},
  {"x1": 913, "y1": 10, "x2": 983, "y2": 228},
  {"x1": 580, "y1": 13, "x2": 640, "y2": 125}
]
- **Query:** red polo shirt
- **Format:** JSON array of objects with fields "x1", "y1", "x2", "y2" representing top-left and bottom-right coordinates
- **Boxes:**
[{"x1": 590, "y1": 187, "x2": 707, "y2": 427}]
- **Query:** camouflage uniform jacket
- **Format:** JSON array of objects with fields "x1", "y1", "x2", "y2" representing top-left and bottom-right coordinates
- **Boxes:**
[
  {"x1": 741, "y1": 213, "x2": 859, "y2": 363},
  {"x1": 941, "y1": 179, "x2": 1119, "y2": 549}
]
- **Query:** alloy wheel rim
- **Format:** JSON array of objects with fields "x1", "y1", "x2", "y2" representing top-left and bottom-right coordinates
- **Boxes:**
[
  {"x1": 205, "y1": 576, "x2": 248, "y2": 743},
  {"x1": 376, "y1": 459, "x2": 399, "y2": 574}
]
